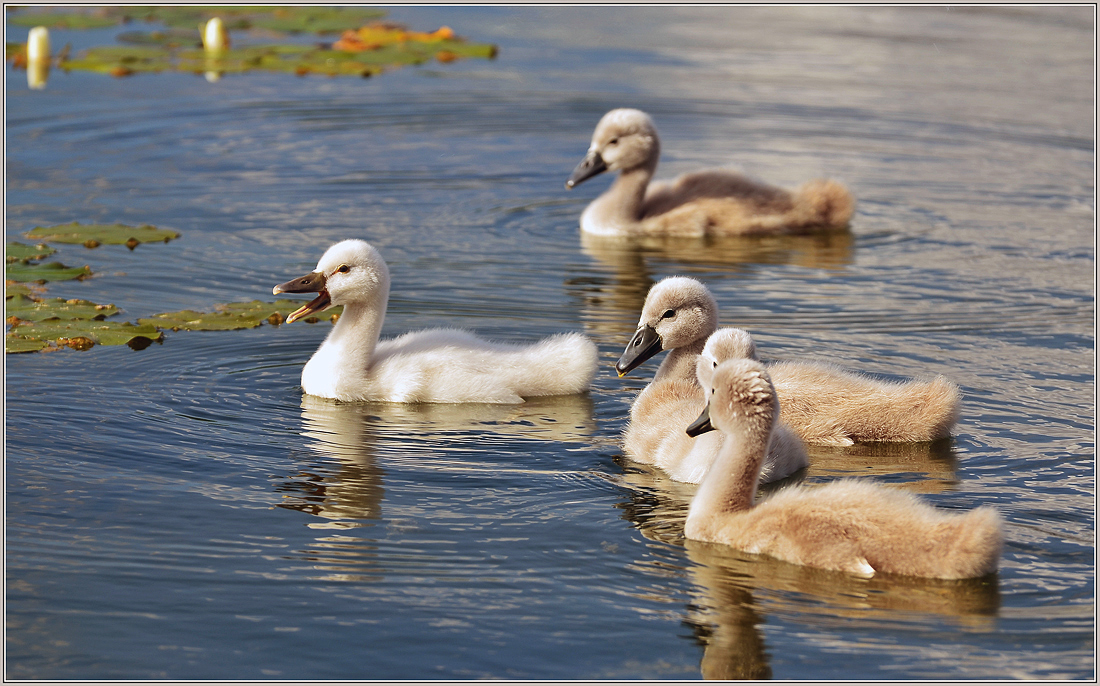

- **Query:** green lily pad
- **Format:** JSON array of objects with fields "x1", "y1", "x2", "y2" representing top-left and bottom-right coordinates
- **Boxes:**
[
  {"x1": 6, "y1": 282, "x2": 45, "y2": 300},
  {"x1": 116, "y1": 29, "x2": 202, "y2": 48},
  {"x1": 6, "y1": 319, "x2": 163, "y2": 352},
  {"x1": 5, "y1": 335, "x2": 50, "y2": 354},
  {"x1": 8, "y1": 6, "x2": 388, "y2": 33},
  {"x1": 5, "y1": 261, "x2": 92, "y2": 284},
  {"x1": 7, "y1": 241, "x2": 57, "y2": 263},
  {"x1": 138, "y1": 299, "x2": 342, "y2": 331},
  {"x1": 25, "y1": 222, "x2": 180, "y2": 248},
  {"x1": 7, "y1": 10, "x2": 121, "y2": 30},
  {"x1": 6, "y1": 295, "x2": 118, "y2": 321}
]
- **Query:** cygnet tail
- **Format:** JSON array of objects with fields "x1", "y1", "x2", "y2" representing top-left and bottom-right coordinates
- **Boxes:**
[
  {"x1": 867, "y1": 375, "x2": 961, "y2": 442},
  {"x1": 939, "y1": 506, "x2": 1004, "y2": 579},
  {"x1": 794, "y1": 179, "x2": 855, "y2": 230},
  {"x1": 514, "y1": 332, "x2": 599, "y2": 397}
]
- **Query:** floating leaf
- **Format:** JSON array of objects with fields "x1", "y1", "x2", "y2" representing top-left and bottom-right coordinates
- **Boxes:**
[
  {"x1": 7, "y1": 10, "x2": 121, "y2": 30},
  {"x1": 7, "y1": 241, "x2": 57, "y2": 263},
  {"x1": 139, "y1": 299, "x2": 341, "y2": 331},
  {"x1": 7, "y1": 6, "x2": 388, "y2": 34},
  {"x1": 5, "y1": 261, "x2": 92, "y2": 283},
  {"x1": 25, "y1": 222, "x2": 180, "y2": 248},
  {"x1": 6, "y1": 319, "x2": 163, "y2": 352},
  {"x1": 6, "y1": 281, "x2": 45, "y2": 300},
  {"x1": 5, "y1": 335, "x2": 49, "y2": 354},
  {"x1": 6, "y1": 295, "x2": 118, "y2": 322},
  {"x1": 116, "y1": 29, "x2": 202, "y2": 48}
]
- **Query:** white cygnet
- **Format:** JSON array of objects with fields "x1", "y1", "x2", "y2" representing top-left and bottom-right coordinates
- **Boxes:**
[{"x1": 274, "y1": 239, "x2": 598, "y2": 403}]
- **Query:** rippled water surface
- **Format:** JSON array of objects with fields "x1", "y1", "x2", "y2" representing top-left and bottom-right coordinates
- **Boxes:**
[{"x1": 6, "y1": 6, "x2": 1094, "y2": 680}]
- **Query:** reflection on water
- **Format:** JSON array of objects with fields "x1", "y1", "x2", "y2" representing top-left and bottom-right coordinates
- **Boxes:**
[
  {"x1": 805, "y1": 439, "x2": 961, "y2": 493},
  {"x1": 682, "y1": 541, "x2": 1001, "y2": 679},
  {"x1": 574, "y1": 230, "x2": 855, "y2": 340},
  {"x1": 615, "y1": 455, "x2": 999, "y2": 678},
  {"x1": 4, "y1": 4, "x2": 1092, "y2": 680},
  {"x1": 279, "y1": 392, "x2": 599, "y2": 525}
]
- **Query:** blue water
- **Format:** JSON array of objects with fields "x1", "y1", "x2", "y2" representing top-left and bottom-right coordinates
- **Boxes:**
[{"x1": 6, "y1": 5, "x2": 1094, "y2": 680}]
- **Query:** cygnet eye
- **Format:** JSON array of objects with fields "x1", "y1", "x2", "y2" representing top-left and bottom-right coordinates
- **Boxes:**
[
  {"x1": 335, "y1": 264, "x2": 350, "y2": 274},
  {"x1": 608, "y1": 137, "x2": 619, "y2": 146},
  {"x1": 661, "y1": 309, "x2": 675, "y2": 319},
  {"x1": 712, "y1": 360, "x2": 718, "y2": 368}
]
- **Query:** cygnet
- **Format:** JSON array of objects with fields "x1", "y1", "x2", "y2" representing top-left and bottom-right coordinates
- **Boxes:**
[
  {"x1": 566, "y1": 108, "x2": 854, "y2": 237},
  {"x1": 684, "y1": 358, "x2": 1003, "y2": 579},
  {"x1": 700, "y1": 327, "x2": 961, "y2": 445},
  {"x1": 274, "y1": 239, "x2": 598, "y2": 403}
]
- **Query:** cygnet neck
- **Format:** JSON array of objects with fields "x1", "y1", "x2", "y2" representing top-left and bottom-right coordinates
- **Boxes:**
[
  {"x1": 688, "y1": 409, "x2": 770, "y2": 519},
  {"x1": 309, "y1": 289, "x2": 388, "y2": 390},
  {"x1": 654, "y1": 334, "x2": 709, "y2": 383},
  {"x1": 592, "y1": 164, "x2": 656, "y2": 228}
]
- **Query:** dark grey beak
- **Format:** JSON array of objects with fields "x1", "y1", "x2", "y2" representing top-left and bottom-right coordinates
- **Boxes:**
[
  {"x1": 615, "y1": 324, "x2": 663, "y2": 377},
  {"x1": 273, "y1": 270, "x2": 325, "y2": 296},
  {"x1": 685, "y1": 402, "x2": 714, "y2": 437},
  {"x1": 273, "y1": 270, "x2": 330, "y2": 324},
  {"x1": 565, "y1": 150, "x2": 608, "y2": 189}
]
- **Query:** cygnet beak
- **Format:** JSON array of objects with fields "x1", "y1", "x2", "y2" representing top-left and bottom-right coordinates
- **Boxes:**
[
  {"x1": 615, "y1": 323, "x2": 662, "y2": 377},
  {"x1": 685, "y1": 402, "x2": 714, "y2": 437},
  {"x1": 273, "y1": 270, "x2": 331, "y2": 324},
  {"x1": 565, "y1": 149, "x2": 608, "y2": 189}
]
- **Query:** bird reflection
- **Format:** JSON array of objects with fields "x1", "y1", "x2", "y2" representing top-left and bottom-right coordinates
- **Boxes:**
[
  {"x1": 568, "y1": 230, "x2": 853, "y2": 343},
  {"x1": 615, "y1": 446, "x2": 997, "y2": 679},
  {"x1": 804, "y1": 438, "x2": 961, "y2": 493},
  {"x1": 277, "y1": 393, "x2": 599, "y2": 524}
]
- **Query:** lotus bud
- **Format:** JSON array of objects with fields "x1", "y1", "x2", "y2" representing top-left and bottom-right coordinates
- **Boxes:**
[
  {"x1": 202, "y1": 17, "x2": 229, "y2": 52},
  {"x1": 27, "y1": 26, "x2": 50, "y2": 62},
  {"x1": 27, "y1": 60, "x2": 48, "y2": 90}
]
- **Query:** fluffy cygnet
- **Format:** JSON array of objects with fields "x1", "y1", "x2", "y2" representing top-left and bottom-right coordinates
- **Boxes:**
[
  {"x1": 566, "y1": 108, "x2": 855, "y2": 237},
  {"x1": 700, "y1": 328, "x2": 961, "y2": 445},
  {"x1": 615, "y1": 276, "x2": 719, "y2": 383},
  {"x1": 684, "y1": 359, "x2": 1003, "y2": 579},
  {"x1": 274, "y1": 239, "x2": 598, "y2": 403},
  {"x1": 619, "y1": 277, "x2": 807, "y2": 484}
]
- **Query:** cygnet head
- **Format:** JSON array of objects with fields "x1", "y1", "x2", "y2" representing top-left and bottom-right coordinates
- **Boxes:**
[
  {"x1": 701, "y1": 328, "x2": 759, "y2": 369},
  {"x1": 686, "y1": 358, "x2": 778, "y2": 438},
  {"x1": 616, "y1": 276, "x2": 719, "y2": 376},
  {"x1": 273, "y1": 239, "x2": 390, "y2": 323},
  {"x1": 566, "y1": 108, "x2": 661, "y2": 189}
]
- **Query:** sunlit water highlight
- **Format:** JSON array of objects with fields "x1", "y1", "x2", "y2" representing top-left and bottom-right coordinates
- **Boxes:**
[{"x1": 6, "y1": 6, "x2": 1093, "y2": 680}]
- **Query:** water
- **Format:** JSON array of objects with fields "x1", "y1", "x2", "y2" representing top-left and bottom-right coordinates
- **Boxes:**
[{"x1": 5, "y1": 6, "x2": 1094, "y2": 680}]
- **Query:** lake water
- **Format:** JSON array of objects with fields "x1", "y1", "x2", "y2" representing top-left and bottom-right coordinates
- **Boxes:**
[{"x1": 5, "y1": 5, "x2": 1094, "y2": 680}]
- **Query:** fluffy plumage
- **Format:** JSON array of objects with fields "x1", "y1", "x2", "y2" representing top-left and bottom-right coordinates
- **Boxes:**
[
  {"x1": 620, "y1": 277, "x2": 807, "y2": 484},
  {"x1": 700, "y1": 327, "x2": 961, "y2": 445},
  {"x1": 566, "y1": 108, "x2": 854, "y2": 237},
  {"x1": 684, "y1": 359, "x2": 1003, "y2": 579},
  {"x1": 274, "y1": 239, "x2": 598, "y2": 403}
]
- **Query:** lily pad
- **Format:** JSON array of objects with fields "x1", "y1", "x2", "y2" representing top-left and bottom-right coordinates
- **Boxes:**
[
  {"x1": 40, "y1": 17, "x2": 496, "y2": 80},
  {"x1": 6, "y1": 10, "x2": 121, "y2": 30},
  {"x1": 138, "y1": 299, "x2": 341, "y2": 331},
  {"x1": 6, "y1": 319, "x2": 163, "y2": 352},
  {"x1": 25, "y1": 222, "x2": 180, "y2": 249},
  {"x1": 5, "y1": 261, "x2": 92, "y2": 284},
  {"x1": 6, "y1": 282, "x2": 46, "y2": 300},
  {"x1": 6, "y1": 295, "x2": 118, "y2": 322},
  {"x1": 7, "y1": 241, "x2": 57, "y2": 263},
  {"x1": 8, "y1": 6, "x2": 388, "y2": 33},
  {"x1": 5, "y1": 336, "x2": 50, "y2": 354}
]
